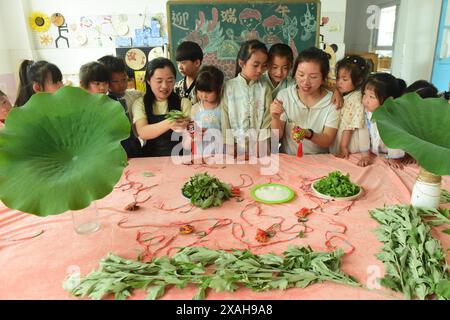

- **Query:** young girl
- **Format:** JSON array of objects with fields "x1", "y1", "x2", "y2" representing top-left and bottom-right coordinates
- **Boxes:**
[
  {"x1": 132, "y1": 57, "x2": 191, "y2": 157},
  {"x1": 79, "y1": 62, "x2": 110, "y2": 94},
  {"x1": 271, "y1": 47, "x2": 340, "y2": 155},
  {"x1": 184, "y1": 65, "x2": 224, "y2": 158},
  {"x1": 263, "y1": 43, "x2": 295, "y2": 99},
  {"x1": 221, "y1": 39, "x2": 272, "y2": 157},
  {"x1": 0, "y1": 90, "x2": 12, "y2": 128},
  {"x1": 358, "y1": 73, "x2": 404, "y2": 168},
  {"x1": 15, "y1": 60, "x2": 63, "y2": 107},
  {"x1": 330, "y1": 55, "x2": 369, "y2": 158}
]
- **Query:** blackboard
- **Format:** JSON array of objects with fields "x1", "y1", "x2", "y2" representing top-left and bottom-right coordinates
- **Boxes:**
[{"x1": 167, "y1": 0, "x2": 320, "y2": 80}]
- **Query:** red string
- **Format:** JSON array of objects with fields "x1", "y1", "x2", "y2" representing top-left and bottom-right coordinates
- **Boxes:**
[
  {"x1": 233, "y1": 174, "x2": 254, "y2": 188},
  {"x1": 325, "y1": 235, "x2": 355, "y2": 254}
]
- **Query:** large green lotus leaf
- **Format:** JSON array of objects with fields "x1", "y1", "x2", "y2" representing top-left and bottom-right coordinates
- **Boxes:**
[
  {"x1": 372, "y1": 92, "x2": 450, "y2": 176},
  {"x1": 0, "y1": 86, "x2": 130, "y2": 216}
]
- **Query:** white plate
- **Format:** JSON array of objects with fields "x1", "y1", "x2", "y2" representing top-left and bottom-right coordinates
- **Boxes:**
[{"x1": 311, "y1": 181, "x2": 363, "y2": 201}]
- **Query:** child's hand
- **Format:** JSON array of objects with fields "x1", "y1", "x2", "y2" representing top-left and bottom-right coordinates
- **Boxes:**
[
  {"x1": 401, "y1": 154, "x2": 417, "y2": 165},
  {"x1": 384, "y1": 158, "x2": 404, "y2": 170},
  {"x1": 335, "y1": 146, "x2": 350, "y2": 159},
  {"x1": 331, "y1": 88, "x2": 344, "y2": 109},
  {"x1": 357, "y1": 154, "x2": 372, "y2": 167},
  {"x1": 270, "y1": 99, "x2": 284, "y2": 119},
  {"x1": 170, "y1": 119, "x2": 189, "y2": 133}
]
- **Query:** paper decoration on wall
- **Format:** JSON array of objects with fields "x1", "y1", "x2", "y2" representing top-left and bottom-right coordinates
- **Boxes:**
[
  {"x1": 55, "y1": 23, "x2": 70, "y2": 48},
  {"x1": 319, "y1": 12, "x2": 345, "y2": 45},
  {"x1": 115, "y1": 23, "x2": 129, "y2": 36},
  {"x1": 125, "y1": 48, "x2": 146, "y2": 70},
  {"x1": 74, "y1": 32, "x2": 88, "y2": 46},
  {"x1": 29, "y1": 12, "x2": 51, "y2": 32},
  {"x1": 29, "y1": 12, "x2": 167, "y2": 50},
  {"x1": 39, "y1": 34, "x2": 53, "y2": 46},
  {"x1": 134, "y1": 71, "x2": 146, "y2": 93},
  {"x1": 51, "y1": 13, "x2": 65, "y2": 27},
  {"x1": 148, "y1": 47, "x2": 165, "y2": 61}
]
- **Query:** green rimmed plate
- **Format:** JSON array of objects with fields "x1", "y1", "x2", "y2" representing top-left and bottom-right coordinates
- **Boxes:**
[{"x1": 250, "y1": 183, "x2": 295, "y2": 204}]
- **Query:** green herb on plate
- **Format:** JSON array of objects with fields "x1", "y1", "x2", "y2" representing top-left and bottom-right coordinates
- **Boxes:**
[{"x1": 313, "y1": 171, "x2": 360, "y2": 198}]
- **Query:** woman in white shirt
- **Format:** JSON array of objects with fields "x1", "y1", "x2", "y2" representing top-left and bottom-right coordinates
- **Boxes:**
[{"x1": 270, "y1": 47, "x2": 340, "y2": 155}]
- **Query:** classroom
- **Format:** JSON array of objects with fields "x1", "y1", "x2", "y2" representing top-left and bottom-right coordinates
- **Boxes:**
[{"x1": 0, "y1": 0, "x2": 449, "y2": 304}]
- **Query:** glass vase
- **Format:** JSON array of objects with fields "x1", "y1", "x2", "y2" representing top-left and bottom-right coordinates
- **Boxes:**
[{"x1": 71, "y1": 201, "x2": 100, "y2": 235}]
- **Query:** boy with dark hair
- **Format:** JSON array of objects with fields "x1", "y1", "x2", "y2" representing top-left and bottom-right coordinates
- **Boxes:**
[
  {"x1": 174, "y1": 41, "x2": 204, "y2": 104},
  {"x1": 98, "y1": 55, "x2": 143, "y2": 158}
]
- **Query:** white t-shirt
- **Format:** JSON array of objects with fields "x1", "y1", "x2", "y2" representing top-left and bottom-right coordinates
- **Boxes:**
[{"x1": 277, "y1": 86, "x2": 340, "y2": 155}]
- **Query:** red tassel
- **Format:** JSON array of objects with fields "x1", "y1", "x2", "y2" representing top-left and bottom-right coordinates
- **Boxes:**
[{"x1": 296, "y1": 142, "x2": 303, "y2": 157}]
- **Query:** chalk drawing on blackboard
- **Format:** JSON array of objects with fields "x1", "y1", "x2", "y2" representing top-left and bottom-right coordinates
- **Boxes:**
[
  {"x1": 239, "y1": 8, "x2": 261, "y2": 41},
  {"x1": 262, "y1": 15, "x2": 283, "y2": 46},
  {"x1": 300, "y1": 3, "x2": 317, "y2": 42},
  {"x1": 168, "y1": 1, "x2": 319, "y2": 80},
  {"x1": 282, "y1": 15, "x2": 298, "y2": 57}
]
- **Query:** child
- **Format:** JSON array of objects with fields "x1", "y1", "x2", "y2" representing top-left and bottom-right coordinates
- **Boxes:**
[
  {"x1": 15, "y1": 60, "x2": 63, "y2": 107},
  {"x1": 183, "y1": 65, "x2": 224, "y2": 158},
  {"x1": 221, "y1": 39, "x2": 272, "y2": 157},
  {"x1": 98, "y1": 55, "x2": 144, "y2": 158},
  {"x1": 79, "y1": 61, "x2": 109, "y2": 94},
  {"x1": 358, "y1": 73, "x2": 404, "y2": 168},
  {"x1": 174, "y1": 41, "x2": 203, "y2": 104},
  {"x1": 263, "y1": 43, "x2": 295, "y2": 99},
  {"x1": 132, "y1": 57, "x2": 191, "y2": 157},
  {"x1": 271, "y1": 47, "x2": 340, "y2": 155},
  {"x1": 330, "y1": 55, "x2": 370, "y2": 158},
  {"x1": 0, "y1": 90, "x2": 12, "y2": 128},
  {"x1": 405, "y1": 80, "x2": 439, "y2": 98}
]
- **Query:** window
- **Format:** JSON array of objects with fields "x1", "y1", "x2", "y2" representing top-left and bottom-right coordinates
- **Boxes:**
[{"x1": 371, "y1": 3, "x2": 399, "y2": 60}]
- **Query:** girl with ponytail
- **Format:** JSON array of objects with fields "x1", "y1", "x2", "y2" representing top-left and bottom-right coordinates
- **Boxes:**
[{"x1": 15, "y1": 60, "x2": 63, "y2": 107}]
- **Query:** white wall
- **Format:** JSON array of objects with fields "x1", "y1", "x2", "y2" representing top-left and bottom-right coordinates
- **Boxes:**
[{"x1": 391, "y1": 0, "x2": 442, "y2": 83}]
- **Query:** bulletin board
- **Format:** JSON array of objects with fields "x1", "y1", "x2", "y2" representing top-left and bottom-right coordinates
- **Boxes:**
[{"x1": 166, "y1": 0, "x2": 320, "y2": 79}]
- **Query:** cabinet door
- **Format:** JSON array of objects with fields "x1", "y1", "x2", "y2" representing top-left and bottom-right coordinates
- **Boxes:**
[{"x1": 432, "y1": 0, "x2": 450, "y2": 91}]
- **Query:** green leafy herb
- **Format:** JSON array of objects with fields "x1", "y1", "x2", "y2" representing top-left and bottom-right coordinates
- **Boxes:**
[
  {"x1": 313, "y1": 171, "x2": 360, "y2": 198},
  {"x1": 371, "y1": 205, "x2": 450, "y2": 300},
  {"x1": 64, "y1": 246, "x2": 360, "y2": 300},
  {"x1": 165, "y1": 110, "x2": 189, "y2": 121},
  {"x1": 182, "y1": 172, "x2": 232, "y2": 209},
  {"x1": 441, "y1": 189, "x2": 450, "y2": 204}
]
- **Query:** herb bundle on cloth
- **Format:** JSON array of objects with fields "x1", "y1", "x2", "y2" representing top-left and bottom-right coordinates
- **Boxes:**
[{"x1": 182, "y1": 172, "x2": 232, "y2": 209}]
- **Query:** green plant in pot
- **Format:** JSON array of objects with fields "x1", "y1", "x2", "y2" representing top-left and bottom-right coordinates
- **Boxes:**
[
  {"x1": 372, "y1": 92, "x2": 450, "y2": 208},
  {"x1": 0, "y1": 86, "x2": 130, "y2": 233}
]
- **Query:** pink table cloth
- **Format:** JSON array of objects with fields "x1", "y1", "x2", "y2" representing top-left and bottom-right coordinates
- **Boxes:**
[{"x1": 1, "y1": 154, "x2": 449, "y2": 300}]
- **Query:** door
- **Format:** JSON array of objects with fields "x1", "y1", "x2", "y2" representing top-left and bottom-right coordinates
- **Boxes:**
[{"x1": 432, "y1": 0, "x2": 450, "y2": 92}]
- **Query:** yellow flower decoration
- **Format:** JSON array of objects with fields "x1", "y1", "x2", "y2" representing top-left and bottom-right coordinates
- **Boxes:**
[{"x1": 29, "y1": 12, "x2": 51, "y2": 32}]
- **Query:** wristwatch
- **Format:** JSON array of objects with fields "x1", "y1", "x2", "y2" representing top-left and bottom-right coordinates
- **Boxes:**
[{"x1": 306, "y1": 129, "x2": 314, "y2": 140}]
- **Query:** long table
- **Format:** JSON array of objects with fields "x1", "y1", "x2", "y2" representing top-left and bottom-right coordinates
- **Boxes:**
[{"x1": 1, "y1": 154, "x2": 449, "y2": 299}]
